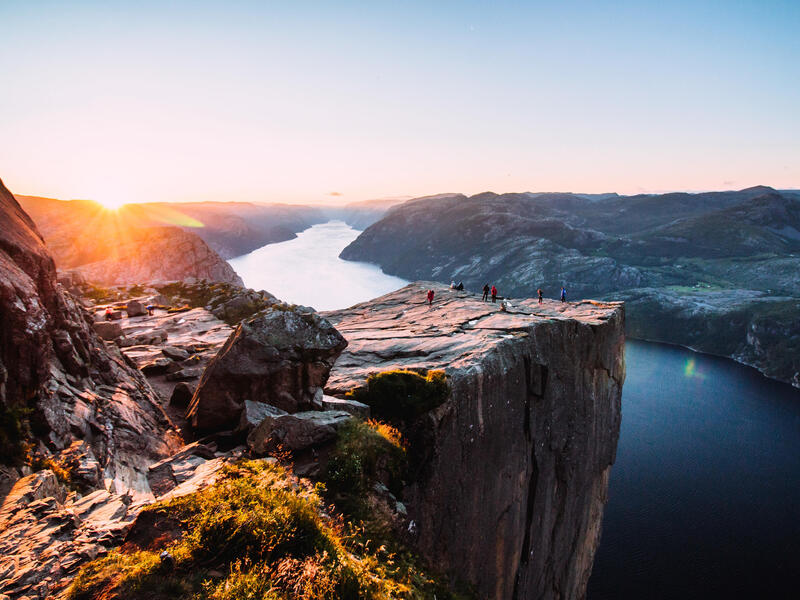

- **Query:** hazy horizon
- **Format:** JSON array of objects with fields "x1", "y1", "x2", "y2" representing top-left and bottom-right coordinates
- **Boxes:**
[
  {"x1": 12, "y1": 183, "x2": 800, "y2": 210},
  {"x1": 2, "y1": 0, "x2": 798, "y2": 208}
]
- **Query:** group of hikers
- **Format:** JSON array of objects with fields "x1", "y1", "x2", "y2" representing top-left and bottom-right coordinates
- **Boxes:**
[{"x1": 426, "y1": 283, "x2": 568, "y2": 306}]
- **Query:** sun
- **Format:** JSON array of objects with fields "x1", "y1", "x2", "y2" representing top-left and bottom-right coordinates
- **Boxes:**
[{"x1": 93, "y1": 195, "x2": 127, "y2": 210}]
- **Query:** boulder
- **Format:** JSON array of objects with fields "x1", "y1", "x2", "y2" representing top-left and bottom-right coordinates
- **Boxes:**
[
  {"x1": 166, "y1": 367, "x2": 202, "y2": 382},
  {"x1": 162, "y1": 346, "x2": 190, "y2": 361},
  {"x1": 140, "y1": 357, "x2": 172, "y2": 375},
  {"x1": 126, "y1": 300, "x2": 147, "y2": 317},
  {"x1": 321, "y1": 395, "x2": 370, "y2": 418},
  {"x1": 169, "y1": 382, "x2": 196, "y2": 408},
  {"x1": 186, "y1": 309, "x2": 348, "y2": 432},
  {"x1": 92, "y1": 321, "x2": 123, "y2": 340},
  {"x1": 247, "y1": 410, "x2": 352, "y2": 455},
  {"x1": 237, "y1": 400, "x2": 288, "y2": 431}
]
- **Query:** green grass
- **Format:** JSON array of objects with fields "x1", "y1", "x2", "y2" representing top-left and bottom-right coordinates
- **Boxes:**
[
  {"x1": 68, "y1": 459, "x2": 466, "y2": 600},
  {"x1": 345, "y1": 370, "x2": 449, "y2": 425},
  {"x1": 324, "y1": 420, "x2": 407, "y2": 498}
]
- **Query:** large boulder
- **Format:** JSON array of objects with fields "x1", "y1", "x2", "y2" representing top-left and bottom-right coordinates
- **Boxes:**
[
  {"x1": 186, "y1": 309, "x2": 347, "y2": 432},
  {"x1": 247, "y1": 410, "x2": 352, "y2": 454},
  {"x1": 93, "y1": 321, "x2": 123, "y2": 340},
  {"x1": 126, "y1": 299, "x2": 147, "y2": 317}
]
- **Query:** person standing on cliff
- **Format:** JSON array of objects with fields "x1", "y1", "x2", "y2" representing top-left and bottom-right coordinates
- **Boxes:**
[
  {"x1": 538, "y1": 289, "x2": 543, "y2": 304},
  {"x1": 427, "y1": 289, "x2": 435, "y2": 306},
  {"x1": 560, "y1": 286, "x2": 567, "y2": 303},
  {"x1": 491, "y1": 285, "x2": 498, "y2": 303},
  {"x1": 482, "y1": 283, "x2": 490, "y2": 301}
]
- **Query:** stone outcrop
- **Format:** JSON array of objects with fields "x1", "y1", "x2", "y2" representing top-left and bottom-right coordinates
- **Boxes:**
[
  {"x1": 0, "y1": 179, "x2": 181, "y2": 495},
  {"x1": 73, "y1": 226, "x2": 244, "y2": 287},
  {"x1": 186, "y1": 309, "x2": 348, "y2": 432},
  {"x1": 324, "y1": 282, "x2": 625, "y2": 600},
  {"x1": 246, "y1": 408, "x2": 353, "y2": 454}
]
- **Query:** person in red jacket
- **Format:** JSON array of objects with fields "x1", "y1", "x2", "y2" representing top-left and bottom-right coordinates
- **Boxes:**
[
  {"x1": 491, "y1": 285, "x2": 498, "y2": 303},
  {"x1": 427, "y1": 289, "x2": 435, "y2": 306}
]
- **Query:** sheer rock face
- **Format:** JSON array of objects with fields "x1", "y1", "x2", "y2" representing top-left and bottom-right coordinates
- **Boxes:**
[
  {"x1": 0, "y1": 179, "x2": 181, "y2": 494},
  {"x1": 186, "y1": 309, "x2": 348, "y2": 432},
  {"x1": 72, "y1": 226, "x2": 244, "y2": 287},
  {"x1": 324, "y1": 282, "x2": 625, "y2": 600}
]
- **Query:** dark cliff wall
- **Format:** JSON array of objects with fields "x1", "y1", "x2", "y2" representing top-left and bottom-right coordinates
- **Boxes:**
[
  {"x1": 324, "y1": 284, "x2": 625, "y2": 599},
  {"x1": 406, "y1": 309, "x2": 625, "y2": 599}
]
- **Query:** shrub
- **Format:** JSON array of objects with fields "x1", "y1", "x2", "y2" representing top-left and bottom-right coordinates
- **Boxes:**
[
  {"x1": 0, "y1": 404, "x2": 31, "y2": 464},
  {"x1": 346, "y1": 370, "x2": 449, "y2": 424},
  {"x1": 324, "y1": 420, "x2": 407, "y2": 498}
]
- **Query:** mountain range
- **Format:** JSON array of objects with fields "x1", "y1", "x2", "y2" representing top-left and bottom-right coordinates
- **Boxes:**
[{"x1": 340, "y1": 187, "x2": 800, "y2": 387}]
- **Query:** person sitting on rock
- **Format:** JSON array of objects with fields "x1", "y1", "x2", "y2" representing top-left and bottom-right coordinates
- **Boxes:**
[
  {"x1": 427, "y1": 289, "x2": 435, "y2": 306},
  {"x1": 104, "y1": 307, "x2": 113, "y2": 321},
  {"x1": 491, "y1": 285, "x2": 498, "y2": 303},
  {"x1": 456, "y1": 281, "x2": 464, "y2": 291},
  {"x1": 482, "y1": 283, "x2": 490, "y2": 301},
  {"x1": 538, "y1": 288, "x2": 543, "y2": 304},
  {"x1": 560, "y1": 287, "x2": 567, "y2": 303},
  {"x1": 450, "y1": 281, "x2": 456, "y2": 289}
]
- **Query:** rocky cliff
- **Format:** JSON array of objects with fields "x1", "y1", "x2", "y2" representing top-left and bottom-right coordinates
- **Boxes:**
[
  {"x1": 324, "y1": 282, "x2": 625, "y2": 599},
  {"x1": 72, "y1": 226, "x2": 244, "y2": 287},
  {"x1": 340, "y1": 188, "x2": 800, "y2": 388},
  {"x1": 0, "y1": 178, "x2": 183, "y2": 494},
  {"x1": 15, "y1": 194, "x2": 244, "y2": 286}
]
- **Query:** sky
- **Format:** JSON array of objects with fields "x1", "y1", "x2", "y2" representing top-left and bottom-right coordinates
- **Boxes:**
[{"x1": 1, "y1": 0, "x2": 798, "y2": 208}]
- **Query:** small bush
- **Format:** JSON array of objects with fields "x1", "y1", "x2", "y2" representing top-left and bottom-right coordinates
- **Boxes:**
[
  {"x1": 0, "y1": 404, "x2": 31, "y2": 464},
  {"x1": 346, "y1": 370, "x2": 449, "y2": 424},
  {"x1": 324, "y1": 420, "x2": 407, "y2": 497},
  {"x1": 83, "y1": 284, "x2": 117, "y2": 303}
]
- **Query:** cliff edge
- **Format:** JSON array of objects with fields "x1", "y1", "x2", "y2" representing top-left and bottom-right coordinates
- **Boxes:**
[{"x1": 324, "y1": 282, "x2": 625, "y2": 599}]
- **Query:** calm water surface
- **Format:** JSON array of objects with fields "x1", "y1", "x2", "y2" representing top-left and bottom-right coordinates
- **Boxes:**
[
  {"x1": 231, "y1": 221, "x2": 800, "y2": 599},
  {"x1": 229, "y1": 220, "x2": 407, "y2": 311},
  {"x1": 588, "y1": 340, "x2": 800, "y2": 599}
]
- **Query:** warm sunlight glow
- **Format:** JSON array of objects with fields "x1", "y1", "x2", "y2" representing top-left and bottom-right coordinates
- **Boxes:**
[{"x1": 94, "y1": 196, "x2": 125, "y2": 210}]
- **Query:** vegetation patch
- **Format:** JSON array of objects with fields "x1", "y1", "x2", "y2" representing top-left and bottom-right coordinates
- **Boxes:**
[
  {"x1": 345, "y1": 370, "x2": 449, "y2": 424},
  {"x1": 324, "y1": 420, "x2": 407, "y2": 497},
  {"x1": 0, "y1": 404, "x2": 31, "y2": 464},
  {"x1": 82, "y1": 283, "x2": 119, "y2": 304},
  {"x1": 68, "y1": 459, "x2": 464, "y2": 600}
]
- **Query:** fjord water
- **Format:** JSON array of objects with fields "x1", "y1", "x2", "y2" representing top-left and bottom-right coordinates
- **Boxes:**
[
  {"x1": 588, "y1": 340, "x2": 800, "y2": 599},
  {"x1": 229, "y1": 221, "x2": 407, "y2": 311},
  {"x1": 231, "y1": 221, "x2": 800, "y2": 599}
]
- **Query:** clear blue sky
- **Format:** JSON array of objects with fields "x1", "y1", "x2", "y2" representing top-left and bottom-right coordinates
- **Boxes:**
[{"x1": 1, "y1": 0, "x2": 798, "y2": 206}]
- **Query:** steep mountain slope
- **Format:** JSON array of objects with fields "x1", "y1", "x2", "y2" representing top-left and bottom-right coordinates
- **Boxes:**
[
  {"x1": 15, "y1": 195, "x2": 244, "y2": 285},
  {"x1": 17, "y1": 195, "x2": 326, "y2": 260},
  {"x1": 341, "y1": 188, "x2": 800, "y2": 387}
]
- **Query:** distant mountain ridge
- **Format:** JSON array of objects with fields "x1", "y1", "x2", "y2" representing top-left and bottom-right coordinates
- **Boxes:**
[
  {"x1": 15, "y1": 194, "x2": 244, "y2": 286},
  {"x1": 16, "y1": 196, "x2": 328, "y2": 260},
  {"x1": 340, "y1": 186, "x2": 800, "y2": 387}
]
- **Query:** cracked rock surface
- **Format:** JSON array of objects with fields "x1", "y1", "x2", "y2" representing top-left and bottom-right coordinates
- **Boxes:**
[{"x1": 324, "y1": 282, "x2": 626, "y2": 600}]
